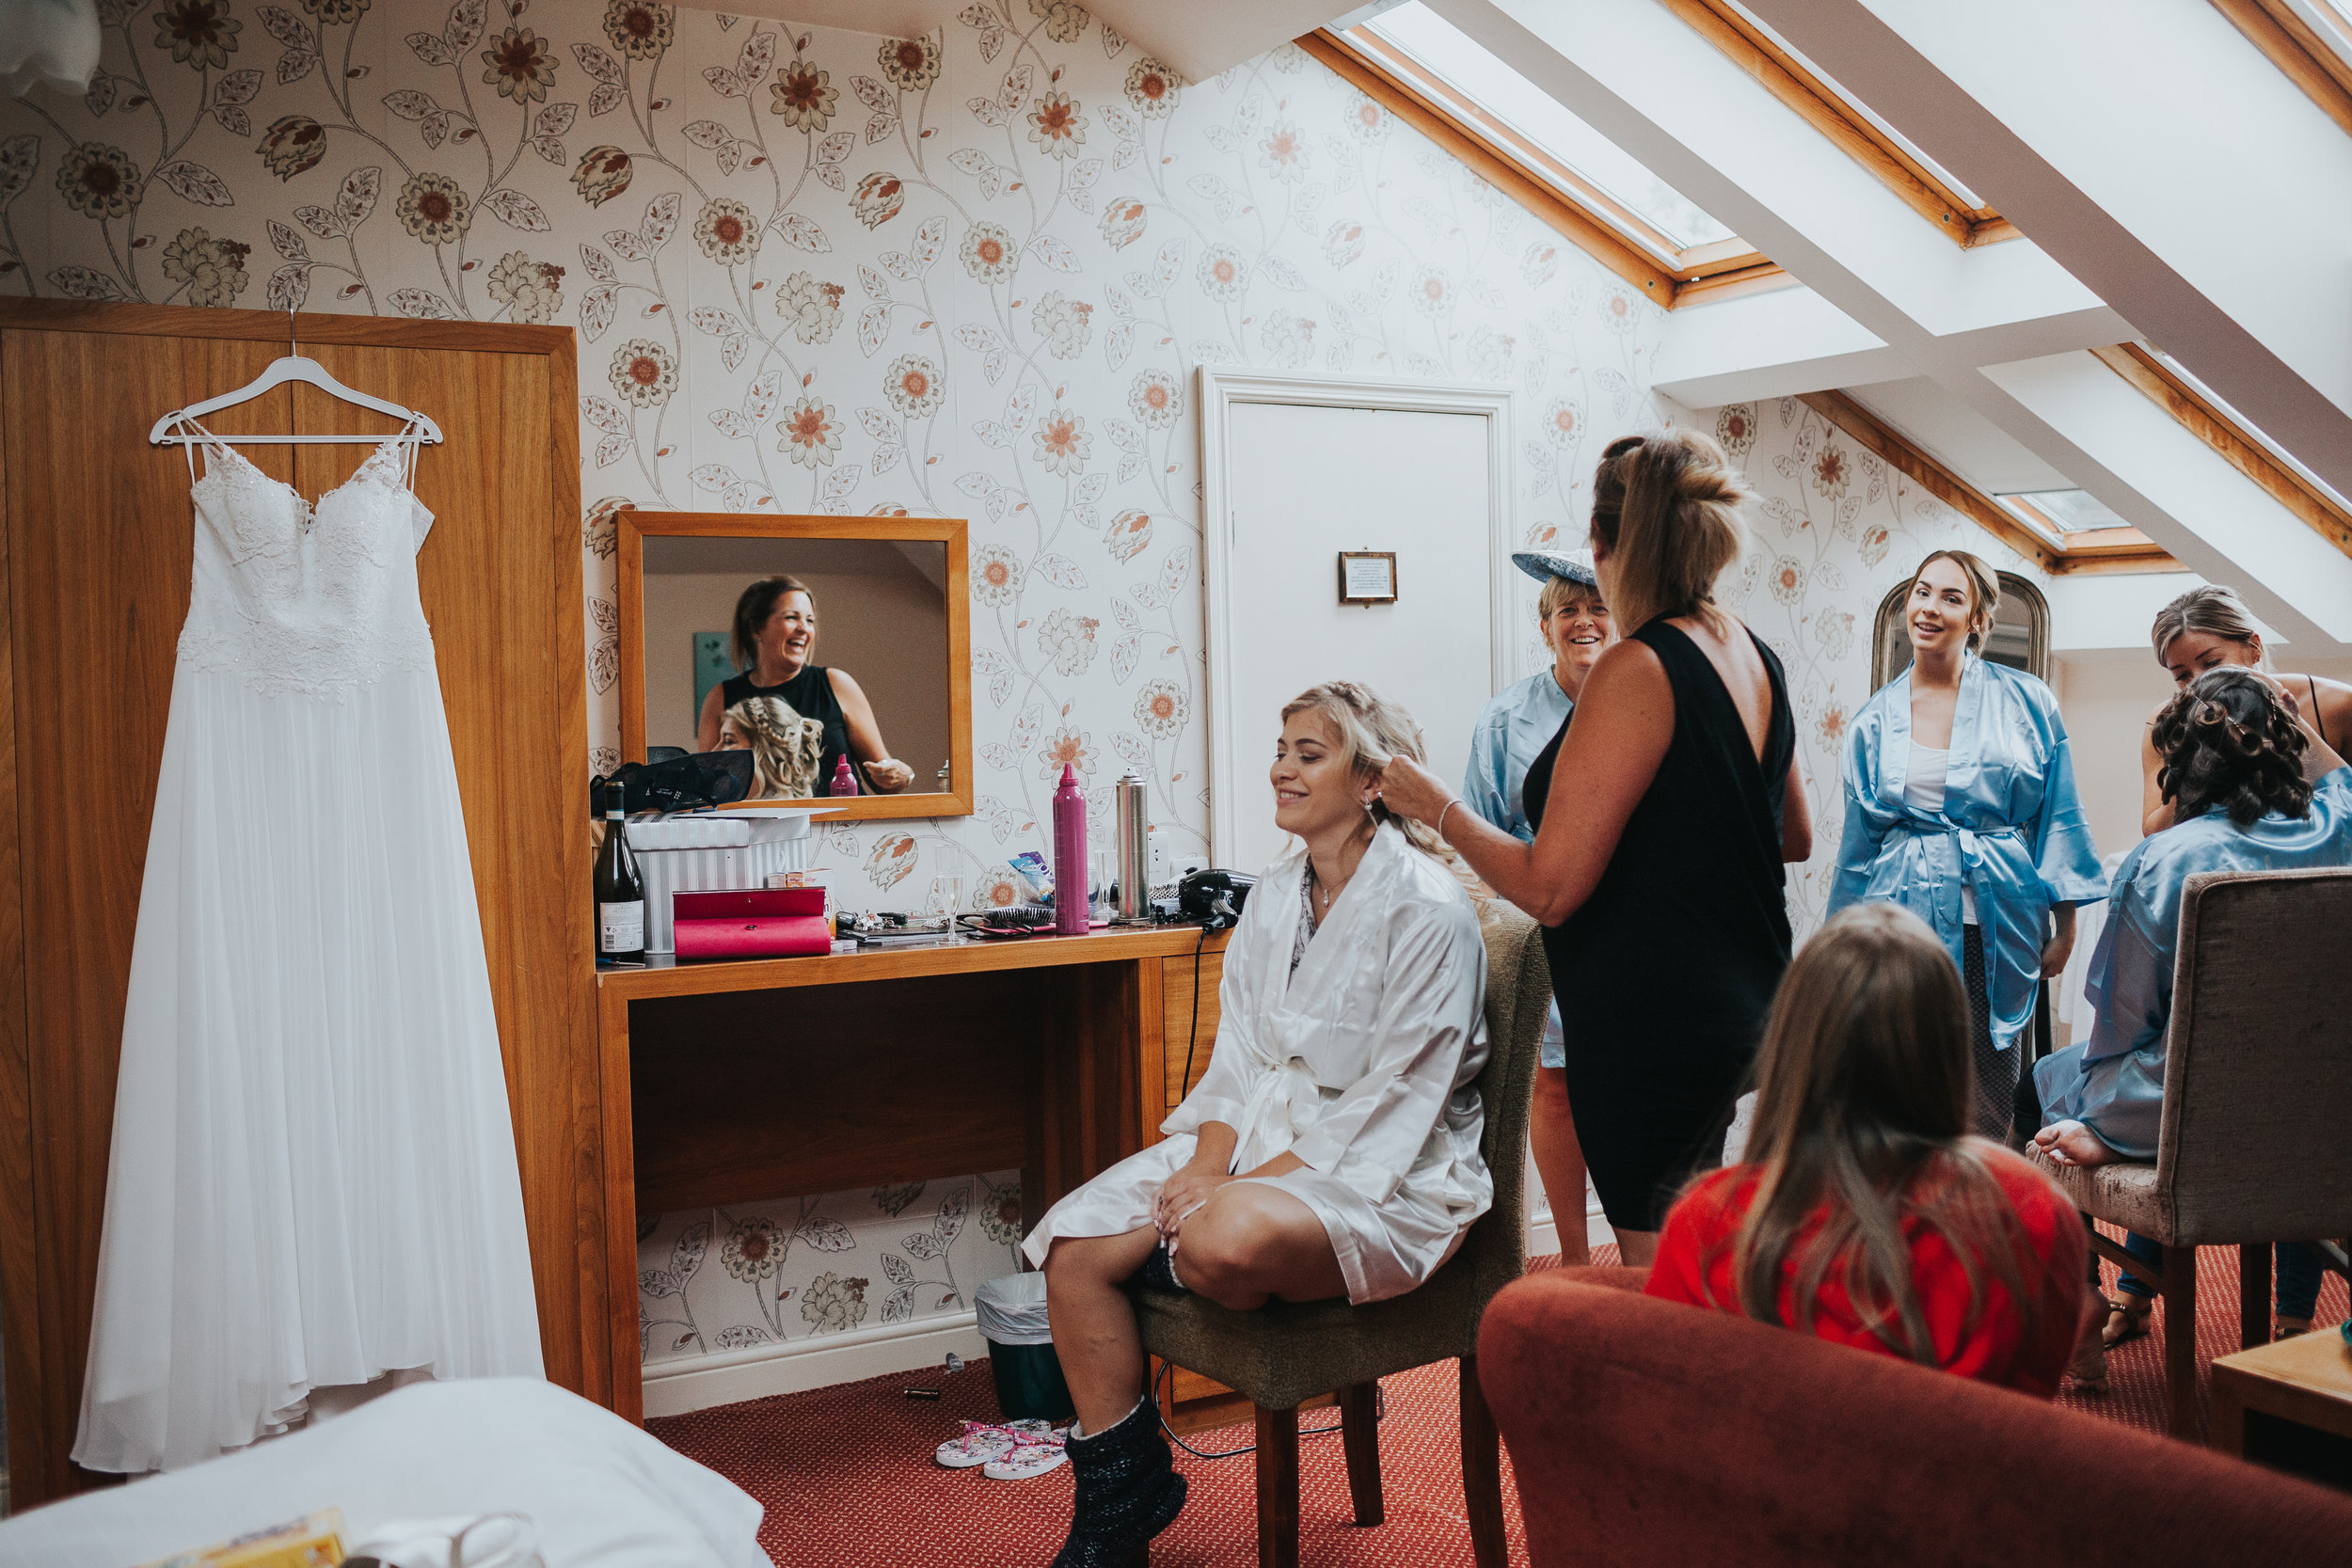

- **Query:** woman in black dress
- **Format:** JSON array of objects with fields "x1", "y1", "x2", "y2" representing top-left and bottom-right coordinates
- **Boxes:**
[
  {"x1": 694, "y1": 574, "x2": 914, "y2": 794},
  {"x1": 1377, "y1": 431, "x2": 1811, "y2": 1264}
]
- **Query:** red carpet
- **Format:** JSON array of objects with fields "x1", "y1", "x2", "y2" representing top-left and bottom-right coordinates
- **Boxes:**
[{"x1": 646, "y1": 1243, "x2": 2347, "y2": 1566}]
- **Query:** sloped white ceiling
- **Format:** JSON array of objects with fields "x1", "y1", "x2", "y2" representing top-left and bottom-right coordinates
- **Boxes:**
[{"x1": 667, "y1": 0, "x2": 1353, "y2": 81}]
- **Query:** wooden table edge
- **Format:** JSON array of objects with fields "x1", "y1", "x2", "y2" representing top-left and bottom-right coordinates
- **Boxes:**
[{"x1": 595, "y1": 925, "x2": 1225, "y2": 1000}]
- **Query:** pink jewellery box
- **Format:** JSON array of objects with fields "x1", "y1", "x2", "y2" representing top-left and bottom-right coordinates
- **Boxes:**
[{"x1": 671, "y1": 885, "x2": 831, "y2": 961}]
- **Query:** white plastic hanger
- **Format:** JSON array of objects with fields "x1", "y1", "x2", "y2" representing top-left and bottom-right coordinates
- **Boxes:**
[{"x1": 148, "y1": 309, "x2": 445, "y2": 447}]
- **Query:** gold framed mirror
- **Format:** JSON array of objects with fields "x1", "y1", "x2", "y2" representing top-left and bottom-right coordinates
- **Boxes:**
[
  {"x1": 616, "y1": 512, "x2": 973, "y2": 822},
  {"x1": 1871, "y1": 569, "x2": 2051, "y2": 688}
]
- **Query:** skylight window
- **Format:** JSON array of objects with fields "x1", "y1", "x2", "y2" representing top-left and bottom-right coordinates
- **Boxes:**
[
  {"x1": 2143, "y1": 346, "x2": 2352, "y2": 514},
  {"x1": 1711, "y1": 0, "x2": 1986, "y2": 210},
  {"x1": 1998, "y1": 489, "x2": 2127, "y2": 538},
  {"x1": 1351, "y1": 3, "x2": 1738, "y2": 257},
  {"x1": 2289, "y1": 0, "x2": 2352, "y2": 65}
]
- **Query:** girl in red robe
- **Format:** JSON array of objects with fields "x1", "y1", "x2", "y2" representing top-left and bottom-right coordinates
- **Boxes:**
[{"x1": 1645, "y1": 902, "x2": 2090, "y2": 1397}]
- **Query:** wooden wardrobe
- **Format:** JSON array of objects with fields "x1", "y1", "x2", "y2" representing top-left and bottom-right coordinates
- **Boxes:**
[{"x1": 0, "y1": 300, "x2": 606, "y2": 1505}]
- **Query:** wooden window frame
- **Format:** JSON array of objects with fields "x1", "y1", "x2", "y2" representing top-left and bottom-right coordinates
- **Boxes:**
[
  {"x1": 1795, "y1": 389, "x2": 2184, "y2": 577},
  {"x1": 2206, "y1": 0, "x2": 2352, "y2": 138},
  {"x1": 1297, "y1": 28, "x2": 1791, "y2": 310},
  {"x1": 2090, "y1": 342, "x2": 2352, "y2": 564},
  {"x1": 1661, "y1": 0, "x2": 2016, "y2": 247}
]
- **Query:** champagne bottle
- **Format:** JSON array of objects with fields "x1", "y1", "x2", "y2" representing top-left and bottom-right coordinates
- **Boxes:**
[{"x1": 596, "y1": 781, "x2": 646, "y2": 964}]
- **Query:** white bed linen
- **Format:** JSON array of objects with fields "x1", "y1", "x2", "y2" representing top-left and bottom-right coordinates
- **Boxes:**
[{"x1": 0, "y1": 1379, "x2": 764, "y2": 1568}]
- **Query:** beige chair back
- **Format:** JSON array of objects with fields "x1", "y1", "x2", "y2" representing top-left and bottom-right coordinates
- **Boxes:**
[
  {"x1": 1460, "y1": 908, "x2": 1550, "y2": 1311},
  {"x1": 2154, "y1": 866, "x2": 2352, "y2": 1243}
]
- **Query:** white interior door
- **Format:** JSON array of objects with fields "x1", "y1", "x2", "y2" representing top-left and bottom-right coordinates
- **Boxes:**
[{"x1": 1216, "y1": 400, "x2": 1499, "y2": 875}]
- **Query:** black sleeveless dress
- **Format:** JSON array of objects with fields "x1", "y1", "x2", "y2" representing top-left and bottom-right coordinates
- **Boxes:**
[
  {"x1": 720, "y1": 664, "x2": 851, "y2": 793},
  {"x1": 1522, "y1": 620, "x2": 1795, "y2": 1232}
]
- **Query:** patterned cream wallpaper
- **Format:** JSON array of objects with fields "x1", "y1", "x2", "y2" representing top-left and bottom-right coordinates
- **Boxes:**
[{"x1": 0, "y1": 0, "x2": 1694, "y2": 1363}]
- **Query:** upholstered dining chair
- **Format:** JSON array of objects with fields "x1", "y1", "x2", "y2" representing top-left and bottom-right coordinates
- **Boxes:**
[
  {"x1": 1128, "y1": 907, "x2": 1548, "y2": 1568},
  {"x1": 2039, "y1": 866, "x2": 2352, "y2": 1438}
]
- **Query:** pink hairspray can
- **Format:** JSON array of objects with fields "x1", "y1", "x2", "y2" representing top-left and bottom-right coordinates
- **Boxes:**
[{"x1": 1052, "y1": 763, "x2": 1089, "y2": 935}]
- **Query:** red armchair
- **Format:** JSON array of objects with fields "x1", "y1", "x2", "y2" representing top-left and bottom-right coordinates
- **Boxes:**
[{"x1": 1481, "y1": 1268, "x2": 2352, "y2": 1566}]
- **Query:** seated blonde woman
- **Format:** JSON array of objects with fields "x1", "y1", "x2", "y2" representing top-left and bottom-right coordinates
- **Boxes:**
[
  {"x1": 1023, "y1": 681, "x2": 1492, "y2": 1568},
  {"x1": 718, "y1": 695, "x2": 827, "y2": 799}
]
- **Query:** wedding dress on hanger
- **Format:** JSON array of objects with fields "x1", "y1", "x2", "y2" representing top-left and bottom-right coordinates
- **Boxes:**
[{"x1": 73, "y1": 420, "x2": 544, "y2": 1474}]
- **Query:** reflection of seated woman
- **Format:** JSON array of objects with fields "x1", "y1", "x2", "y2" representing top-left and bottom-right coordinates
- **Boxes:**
[
  {"x1": 694, "y1": 574, "x2": 914, "y2": 793},
  {"x1": 719, "y1": 696, "x2": 827, "y2": 799},
  {"x1": 2034, "y1": 668, "x2": 2352, "y2": 1345},
  {"x1": 1024, "y1": 682, "x2": 1492, "y2": 1567}
]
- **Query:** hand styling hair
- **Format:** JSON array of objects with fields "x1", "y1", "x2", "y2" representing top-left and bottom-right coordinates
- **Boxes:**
[
  {"x1": 2152, "y1": 667, "x2": 2312, "y2": 827},
  {"x1": 1708, "y1": 903, "x2": 2040, "y2": 1365},
  {"x1": 1280, "y1": 681, "x2": 1487, "y2": 908}
]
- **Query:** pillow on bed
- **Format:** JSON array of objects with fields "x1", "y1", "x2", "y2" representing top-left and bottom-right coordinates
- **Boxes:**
[{"x1": 0, "y1": 1379, "x2": 766, "y2": 1568}]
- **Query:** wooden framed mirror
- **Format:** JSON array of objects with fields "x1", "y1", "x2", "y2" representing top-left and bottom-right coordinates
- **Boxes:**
[{"x1": 617, "y1": 512, "x2": 973, "y2": 821}]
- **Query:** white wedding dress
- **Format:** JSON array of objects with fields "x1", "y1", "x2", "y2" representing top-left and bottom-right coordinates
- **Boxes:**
[{"x1": 73, "y1": 421, "x2": 545, "y2": 1474}]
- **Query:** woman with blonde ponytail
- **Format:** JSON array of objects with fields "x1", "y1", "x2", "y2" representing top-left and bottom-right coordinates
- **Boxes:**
[
  {"x1": 1378, "y1": 430, "x2": 1813, "y2": 1265},
  {"x1": 1024, "y1": 681, "x2": 1491, "y2": 1567}
]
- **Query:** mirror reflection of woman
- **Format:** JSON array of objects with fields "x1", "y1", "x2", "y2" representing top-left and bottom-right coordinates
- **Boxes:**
[
  {"x1": 1460, "y1": 548, "x2": 1613, "y2": 1267},
  {"x1": 1828, "y1": 551, "x2": 2106, "y2": 1144},
  {"x1": 2138, "y1": 585, "x2": 2352, "y2": 835},
  {"x1": 719, "y1": 695, "x2": 827, "y2": 799},
  {"x1": 695, "y1": 575, "x2": 914, "y2": 793}
]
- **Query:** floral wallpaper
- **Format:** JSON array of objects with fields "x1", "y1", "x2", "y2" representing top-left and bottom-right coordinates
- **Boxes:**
[
  {"x1": 1688, "y1": 395, "x2": 2046, "y2": 937},
  {"x1": 0, "y1": 0, "x2": 1678, "y2": 1363},
  {"x1": 636, "y1": 1171, "x2": 1024, "y2": 1366}
]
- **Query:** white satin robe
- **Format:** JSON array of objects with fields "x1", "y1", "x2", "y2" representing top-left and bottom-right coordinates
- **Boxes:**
[{"x1": 1021, "y1": 823, "x2": 1492, "y2": 1305}]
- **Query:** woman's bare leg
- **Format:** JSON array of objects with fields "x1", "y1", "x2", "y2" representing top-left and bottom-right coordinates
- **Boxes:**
[
  {"x1": 1612, "y1": 1227, "x2": 1660, "y2": 1268},
  {"x1": 1041, "y1": 1226, "x2": 1164, "y2": 1433},
  {"x1": 1530, "y1": 1068, "x2": 1589, "y2": 1267},
  {"x1": 1171, "y1": 1184, "x2": 1348, "y2": 1311}
]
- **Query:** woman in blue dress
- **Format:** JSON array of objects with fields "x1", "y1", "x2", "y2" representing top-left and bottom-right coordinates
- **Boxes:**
[
  {"x1": 1829, "y1": 550, "x2": 2106, "y2": 1142},
  {"x1": 1460, "y1": 548, "x2": 1613, "y2": 1265},
  {"x1": 2035, "y1": 668, "x2": 2351, "y2": 1348}
]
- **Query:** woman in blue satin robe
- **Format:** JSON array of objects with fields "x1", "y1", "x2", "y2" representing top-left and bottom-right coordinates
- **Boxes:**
[
  {"x1": 2034, "y1": 667, "x2": 2352, "y2": 1345},
  {"x1": 1830, "y1": 551, "x2": 2106, "y2": 1141}
]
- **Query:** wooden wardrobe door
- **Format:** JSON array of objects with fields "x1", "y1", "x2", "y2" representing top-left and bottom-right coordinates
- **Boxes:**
[{"x1": 0, "y1": 304, "x2": 596, "y2": 1506}]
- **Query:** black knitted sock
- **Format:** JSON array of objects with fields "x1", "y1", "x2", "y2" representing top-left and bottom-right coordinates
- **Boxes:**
[
  {"x1": 1132, "y1": 1242, "x2": 1185, "y2": 1294},
  {"x1": 1051, "y1": 1396, "x2": 1186, "y2": 1568}
]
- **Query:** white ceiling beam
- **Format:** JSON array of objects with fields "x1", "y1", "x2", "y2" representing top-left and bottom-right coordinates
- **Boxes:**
[
  {"x1": 664, "y1": 0, "x2": 1357, "y2": 82},
  {"x1": 1737, "y1": 0, "x2": 2352, "y2": 507},
  {"x1": 670, "y1": 0, "x2": 935, "y2": 39},
  {"x1": 1087, "y1": 0, "x2": 1357, "y2": 82},
  {"x1": 1979, "y1": 352, "x2": 2352, "y2": 653}
]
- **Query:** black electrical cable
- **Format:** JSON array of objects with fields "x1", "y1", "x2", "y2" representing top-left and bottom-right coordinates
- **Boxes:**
[
  {"x1": 1152, "y1": 1358, "x2": 1379, "y2": 1460},
  {"x1": 1179, "y1": 922, "x2": 1208, "y2": 1101}
]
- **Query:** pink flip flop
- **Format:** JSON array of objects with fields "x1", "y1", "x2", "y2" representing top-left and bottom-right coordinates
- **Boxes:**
[{"x1": 934, "y1": 1418, "x2": 1056, "y2": 1469}]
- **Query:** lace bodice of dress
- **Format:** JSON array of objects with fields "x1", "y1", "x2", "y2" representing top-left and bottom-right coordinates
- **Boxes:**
[{"x1": 177, "y1": 431, "x2": 438, "y2": 700}]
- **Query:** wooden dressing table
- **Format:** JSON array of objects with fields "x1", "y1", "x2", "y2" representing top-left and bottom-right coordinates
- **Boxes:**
[{"x1": 596, "y1": 924, "x2": 1227, "y2": 1421}]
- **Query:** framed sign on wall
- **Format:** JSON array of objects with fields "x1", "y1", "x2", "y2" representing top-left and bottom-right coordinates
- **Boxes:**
[{"x1": 1338, "y1": 550, "x2": 1399, "y2": 604}]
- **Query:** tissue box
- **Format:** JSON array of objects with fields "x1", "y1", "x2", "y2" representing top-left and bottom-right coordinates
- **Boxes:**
[{"x1": 139, "y1": 1510, "x2": 345, "y2": 1568}]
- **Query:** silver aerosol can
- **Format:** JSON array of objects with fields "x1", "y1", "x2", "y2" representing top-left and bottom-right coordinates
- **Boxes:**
[{"x1": 1115, "y1": 771, "x2": 1151, "y2": 922}]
